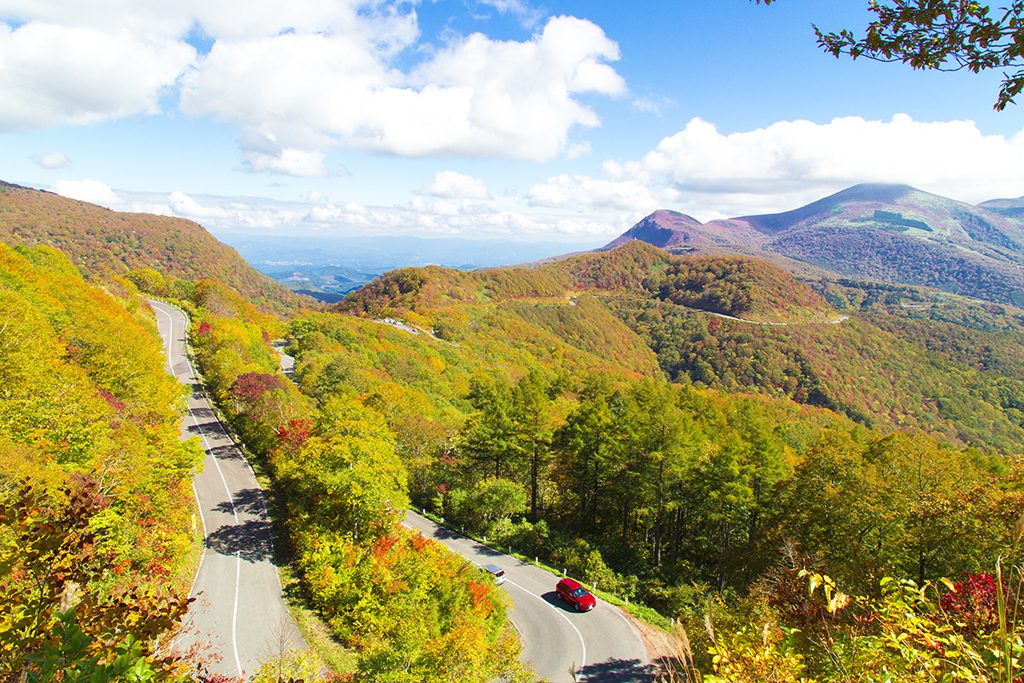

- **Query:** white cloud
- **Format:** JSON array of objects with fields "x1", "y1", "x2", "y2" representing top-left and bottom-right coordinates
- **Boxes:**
[
  {"x1": 108, "y1": 186, "x2": 626, "y2": 242},
  {"x1": 425, "y1": 170, "x2": 490, "y2": 199},
  {"x1": 565, "y1": 141, "x2": 591, "y2": 159},
  {"x1": 51, "y1": 179, "x2": 122, "y2": 206},
  {"x1": 527, "y1": 173, "x2": 660, "y2": 214},
  {"x1": 168, "y1": 190, "x2": 232, "y2": 219},
  {"x1": 180, "y1": 15, "x2": 624, "y2": 163},
  {"x1": 243, "y1": 148, "x2": 328, "y2": 177},
  {"x1": 631, "y1": 95, "x2": 673, "y2": 116},
  {"x1": 31, "y1": 152, "x2": 70, "y2": 169},
  {"x1": 0, "y1": 22, "x2": 194, "y2": 130},
  {"x1": 521, "y1": 114, "x2": 1024, "y2": 224},
  {"x1": 643, "y1": 114, "x2": 1024, "y2": 211},
  {"x1": 1, "y1": 4, "x2": 624, "y2": 171}
]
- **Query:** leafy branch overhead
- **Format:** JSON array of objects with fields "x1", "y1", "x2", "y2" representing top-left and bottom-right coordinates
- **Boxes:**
[{"x1": 758, "y1": 0, "x2": 1024, "y2": 109}]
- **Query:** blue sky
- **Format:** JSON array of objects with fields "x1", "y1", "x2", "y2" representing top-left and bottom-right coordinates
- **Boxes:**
[{"x1": 2, "y1": 0, "x2": 1022, "y2": 244}]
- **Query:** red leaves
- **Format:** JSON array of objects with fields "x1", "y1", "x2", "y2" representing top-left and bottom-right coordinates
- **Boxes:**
[
  {"x1": 229, "y1": 371, "x2": 282, "y2": 406},
  {"x1": 276, "y1": 418, "x2": 313, "y2": 453},
  {"x1": 467, "y1": 580, "x2": 493, "y2": 616},
  {"x1": 96, "y1": 387, "x2": 126, "y2": 414},
  {"x1": 197, "y1": 321, "x2": 212, "y2": 336},
  {"x1": 410, "y1": 533, "x2": 430, "y2": 553},
  {"x1": 372, "y1": 534, "x2": 399, "y2": 561},
  {"x1": 940, "y1": 572, "x2": 1003, "y2": 631}
]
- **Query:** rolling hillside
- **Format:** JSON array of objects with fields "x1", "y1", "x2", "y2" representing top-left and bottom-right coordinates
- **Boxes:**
[
  {"x1": 605, "y1": 183, "x2": 1024, "y2": 305},
  {"x1": 336, "y1": 241, "x2": 1024, "y2": 453},
  {"x1": 980, "y1": 195, "x2": 1024, "y2": 220},
  {"x1": 0, "y1": 181, "x2": 309, "y2": 315}
]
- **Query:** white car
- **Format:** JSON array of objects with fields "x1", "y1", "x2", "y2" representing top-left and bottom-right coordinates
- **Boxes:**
[{"x1": 484, "y1": 563, "x2": 506, "y2": 585}]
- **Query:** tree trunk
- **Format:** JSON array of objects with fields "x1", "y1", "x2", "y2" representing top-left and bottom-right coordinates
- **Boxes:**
[
  {"x1": 530, "y1": 445, "x2": 539, "y2": 520},
  {"x1": 654, "y1": 458, "x2": 665, "y2": 567}
]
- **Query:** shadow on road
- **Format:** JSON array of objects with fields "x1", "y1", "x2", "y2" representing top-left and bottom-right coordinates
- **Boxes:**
[
  {"x1": 429, "y1": 525, "x2": 462, "y2": 541},
  {"x1": 580, "y1": 657, "x2": 653, "y2": 682},
  {"x1": 205, "y1": 519, "x2": 275, "y2": 563},
  {"x1": 215, "y1": 487, "x2": 266, "y2": 517},
  {"x1": 541, "y1": 591, "x2": 582, "y2": 613},
  {"x1": 185, "y1": 423, "x2": 208, "y2": 437},
  {"x1": 210, "y1": 444, "x2": 245, "y2": 462}
]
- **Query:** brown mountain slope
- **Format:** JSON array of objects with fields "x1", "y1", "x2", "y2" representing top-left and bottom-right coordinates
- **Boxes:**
[
  {"x1": 604, "y1": 184, "x2": 1024, "y2": 305},
  {"x1": 0, "y1": 181, "x2": 308, "y2": 315}
]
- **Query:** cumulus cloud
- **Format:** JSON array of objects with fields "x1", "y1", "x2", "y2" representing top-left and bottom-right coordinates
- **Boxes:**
[
  {"x1": 179, "y1": 15, "x2": 624, "y2": 163},
  {"x1": 51, "y1": 179, "x2": 122, "y2": 206},
  {"x1": 425, "y1": 170, "x2": 490, "y2": 199},
  {"x1": 642, "y1": 114, "x2": 1024, "y2": 212},
  {"x1": 243, "y1": 148, "x2": 328, "y2": 177},
  {"x1": 108, "y1": 186, "x2": 622, "y2": 242},
  {"x1": 528, "y1": 115, "x2": 1024, "y2": 222},
  {"x1": 0, "y1": 22, "x2": 194, "y2": 129},
  {"x1": 527, "y1": 173, "x2": 660, "y2": 214},
  {"x1": 1, "y1": 4, "x2": 623, "y2": 171},
  {"x1": 31, "y1": 152, "x2": 70, "y2": 169}
]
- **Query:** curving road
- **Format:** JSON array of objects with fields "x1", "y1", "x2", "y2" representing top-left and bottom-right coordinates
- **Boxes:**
[
  {"x1": 404, "y1": 511, "x2": 653, "y2": 682},
  {"x1": 151, "y1": 300, "x2": 303, "y2": 679}
]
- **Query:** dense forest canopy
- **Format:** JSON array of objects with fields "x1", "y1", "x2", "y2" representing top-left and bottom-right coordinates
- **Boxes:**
[
  {"x1": 4, "y1": 197, "x2": 1024, "y2": 680},
  {"x1": 0, "y1": 243, "x2": 201, "y2": 679}
]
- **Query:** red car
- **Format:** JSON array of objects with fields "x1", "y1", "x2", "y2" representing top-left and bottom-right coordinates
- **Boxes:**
[{"x1": 556, "y1": 578, "x2": 596, "y2": 612}]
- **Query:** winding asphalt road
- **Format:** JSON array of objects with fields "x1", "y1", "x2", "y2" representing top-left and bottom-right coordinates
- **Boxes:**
[
  {"x1": 151, "y1": 300, "x2": 303, "y2": 679},
  {"x1": 404, "y1": 511, "x2": 653, "y2": 682}
]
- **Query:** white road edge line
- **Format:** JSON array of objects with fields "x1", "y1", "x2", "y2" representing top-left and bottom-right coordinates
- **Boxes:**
[
  {"x1": 233, "y1": 551, "x2": 243, "y2": 679},
  {"x1": 506, "y1": 578, "x2": 588, "y2": 679},
  {"x1": 154, "y1": 303, "x2": 239, "y2": 522},
  {"x1": 170, "y1": 481, "x2": 209, "y2": 654},
  {"x1": 151, "y1": 301, "x2": 243, "y2": 676},
  {"x1": 402, "y1": 519, "x2": 588, "y2": 679}
]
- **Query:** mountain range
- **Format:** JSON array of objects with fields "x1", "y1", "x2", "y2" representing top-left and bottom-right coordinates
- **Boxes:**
[
  {"x1": 4, "y1": 174, "x2": 1024, "y2": 681},
  {"x1": 606, "y1": 183, "x2": 1024, "y2": 306}
]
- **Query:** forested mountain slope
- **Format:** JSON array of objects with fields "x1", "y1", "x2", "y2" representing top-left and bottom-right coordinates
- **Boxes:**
[
  {"x1": 0, "y1": 181, "x2": 308, "y2": 315},
  {"x1": 606, "y1": 183, "x2": 1024, "y2": 305},
  {"x1": 338, "y1": 241, "x2": 1024, "y2": 454},
  {"x1": 273, "y1": 237, "x2": 1024, "y2": 680},
  {"x1": 0, "y1": 242, "x2": 200, "y2": 678}
]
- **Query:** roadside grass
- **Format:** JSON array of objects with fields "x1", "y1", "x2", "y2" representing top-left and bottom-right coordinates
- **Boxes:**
[
  {"x1": 174, "y1": 499, "x2": 206, "y2": 597},
  {"x1": 277, "y1": 564, "x2": 359, "y2": 673}
]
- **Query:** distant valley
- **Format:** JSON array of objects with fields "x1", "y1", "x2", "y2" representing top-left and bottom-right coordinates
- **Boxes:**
[
  {"x1": 231, "y1": 183, "x2": 1024, "y2": 310},
  {"x1": 229, "y1": 234, "x2": 599, "y2": 302}
]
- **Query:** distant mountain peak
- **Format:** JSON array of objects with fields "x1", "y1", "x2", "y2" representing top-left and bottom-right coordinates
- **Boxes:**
[
  {"x1": 602, "y1": 210, "x2": 708, "y2": 251},
  {"x1": 601, "y1": 182, "x2": 1024, "y2": 304},
  {"x1": 647, "y1": 209, "x2": 703, "y2": 225},
  {"x1": 835, "y1": 182, "x2": 918, "y2": 198}
]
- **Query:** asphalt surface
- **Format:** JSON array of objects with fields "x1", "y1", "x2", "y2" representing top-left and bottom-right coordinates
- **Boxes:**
[
  {"x1": 151, "y1": 301, "x2": 304, "y2": 679},
  {"x1": 404, "y1": 511, "x2": 653, "y2": 682}
]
